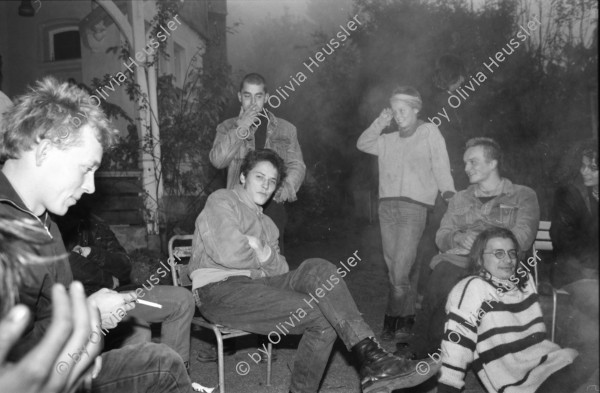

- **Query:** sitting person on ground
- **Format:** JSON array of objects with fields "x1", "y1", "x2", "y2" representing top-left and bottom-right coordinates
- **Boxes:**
[
  {"x1": 395, "y1": 137, "x2": 539, "y2": 360},
  {"x1": 0, "y1": 214, "x2": 102, "y2": 393},
  {"x1": 189, "y1": 148, "x2": 439, "y2": 393},
  {"x1": 438, "y1": 227, "x2": 578, "y2": 393},
  {"x1": 55, "y1": 203, "x2": 195, "y2": 370}
]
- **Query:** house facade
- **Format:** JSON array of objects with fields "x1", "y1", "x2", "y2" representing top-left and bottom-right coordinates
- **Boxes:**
[{"x1": 0, "y1": 0, "x2": 227, "y2": 250}]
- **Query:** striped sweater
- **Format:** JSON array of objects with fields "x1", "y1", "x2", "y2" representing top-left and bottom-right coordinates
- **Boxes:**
[{"x1": 438, "y1": 275, "x2": 577, "y2": 393}]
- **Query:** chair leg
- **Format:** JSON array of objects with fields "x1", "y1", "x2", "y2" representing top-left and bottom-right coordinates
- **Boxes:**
[
  {"x1": 266, "y1": 341, "x2": 272, "y2": 386},
  {"x1": 213, "y1": 327, "x2": 225, "y2": 393},
  {"x1": 551, "y1": 289, "x2": 558, "y2": 343}
]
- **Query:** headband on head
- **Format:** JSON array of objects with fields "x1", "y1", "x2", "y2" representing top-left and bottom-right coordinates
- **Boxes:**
[{"x1": 390, "y1": 94, "x2": 422, "y2": 111}]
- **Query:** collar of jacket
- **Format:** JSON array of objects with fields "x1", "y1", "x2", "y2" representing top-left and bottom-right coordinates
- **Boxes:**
[
  {"x1": 232, "y1": 183, "x2": 264, "y2": 215},
  {"x1": 465, "y1": 178, "x2": 515, "y2": 198},
  {"x1": 264, "y1": 108, "x2": 278, "y2": 134},
  {"x1": 0, "y1": 171, "x2": 53, "y2": 238},
  {"x1": 571, "y1": 177, "x2": 593, "y2": 213}
]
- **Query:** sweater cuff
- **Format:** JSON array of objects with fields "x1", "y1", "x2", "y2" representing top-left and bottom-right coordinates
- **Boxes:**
[{"x1": 258, "y1": 245, "x2": 273, "y2": 264}]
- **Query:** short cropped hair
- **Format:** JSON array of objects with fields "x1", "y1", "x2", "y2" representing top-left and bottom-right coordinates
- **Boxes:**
[
  {"x1": 240, "y1": 149, "x2": 287, "y2": 189},
  {"x1": 0, "y1": 76, "x2": 118, "y2": 161},
  {"x1": 465, "y1": 137, "x2": 503, "y2": 174},
  {"x1": 239, "y1": 73, "x2": 268, "y2": 93},
  {"x1": 389, "y1": 86, "x2": 422, "y2": 111}
]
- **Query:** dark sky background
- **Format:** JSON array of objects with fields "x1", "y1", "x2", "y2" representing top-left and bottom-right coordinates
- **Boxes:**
[{"x1": 226, "y1": 0, "x2": 355, "y2": 76}]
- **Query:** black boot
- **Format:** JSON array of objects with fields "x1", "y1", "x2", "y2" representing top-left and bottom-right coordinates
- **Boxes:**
[
  {"x1": 353, "y1": 337, "x2": 439, "y2": 393},
  {"x1": 381, "y1": 314, "x2": 400, "y2": 341},
  {"x1": 395, "y1": 315, "x2": 415, "y2": 340},
  {"x1": 393, "y1": 342, "x2": 417, "y2": 360}
]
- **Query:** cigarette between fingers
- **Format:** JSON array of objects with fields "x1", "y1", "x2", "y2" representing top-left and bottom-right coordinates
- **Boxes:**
[{"x1": 136, "y1": 299, "x2": 162, "y2": 308}]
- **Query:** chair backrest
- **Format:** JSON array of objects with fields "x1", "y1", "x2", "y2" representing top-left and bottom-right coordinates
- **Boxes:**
[
  {"x1": 533, "y1": 220, "x2": 552, "y2": 252},
  {"x1": 532, "y1": 220, "x2": 552, "y2": 288},
  {"x1": 168, "y1": 234, "x2": 194, "y2": 287}
]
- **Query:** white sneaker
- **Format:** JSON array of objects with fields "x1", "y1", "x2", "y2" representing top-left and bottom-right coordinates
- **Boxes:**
[{"x1": 191, "y1": 382, "x2": 216, "y2": 392}]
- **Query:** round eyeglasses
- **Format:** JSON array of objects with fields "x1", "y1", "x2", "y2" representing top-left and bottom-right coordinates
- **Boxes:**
[{"x1": 483, "y1": 249, "x2": 518, "y2": 259}]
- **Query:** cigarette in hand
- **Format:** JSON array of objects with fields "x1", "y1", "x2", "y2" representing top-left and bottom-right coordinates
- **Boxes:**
[{"x1": 136, "y1": 299, "x2": 162, "y2": 308}]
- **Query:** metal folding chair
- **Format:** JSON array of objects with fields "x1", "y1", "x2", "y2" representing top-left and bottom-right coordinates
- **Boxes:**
[
  {"x1": 532, "y1": 221, "x2": 569, "y2": 343},
  {"x1": 168, "y1": 235, "x2": 272, "y2": 393}
]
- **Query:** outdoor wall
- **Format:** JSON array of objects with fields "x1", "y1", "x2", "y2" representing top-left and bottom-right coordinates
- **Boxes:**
[{"x1": 0, "y1": 1, "x2": 91, "y2": 98}]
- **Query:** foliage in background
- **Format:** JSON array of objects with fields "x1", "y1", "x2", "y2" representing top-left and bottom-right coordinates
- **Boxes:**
[
  {"x1": 234, "y1": 0, "x2": 596, "y2": 234},
  {"x1": 94, "y1": 0, "x2": 232, "y2": 238}
]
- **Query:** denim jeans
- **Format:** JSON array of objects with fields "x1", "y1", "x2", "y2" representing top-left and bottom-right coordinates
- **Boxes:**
[
  {"x1": 378, "y1": 200, "x2": 427, "y2": 317},
  {"x1": 195, "y1": 259, "x2": 374, "y2": 393},
  {"x1": 406, "y1": 260, "x2": 467, "y2": 358},
  {"x1": 106, "y1": 285, "x2": 194, "y2": 362},
  {"x1": 92, "y1": 342, "x2": 193, "y2": 393}
]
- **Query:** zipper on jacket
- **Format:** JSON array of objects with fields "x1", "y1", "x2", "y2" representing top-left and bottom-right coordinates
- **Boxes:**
[{"x1": 0, "y1": 198, "x2": 54, "y2": 240}]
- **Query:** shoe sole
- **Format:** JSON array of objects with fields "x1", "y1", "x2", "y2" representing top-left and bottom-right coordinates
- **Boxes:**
[
  {"x1": 361, "y1": 361, "x2": 441, "y2": 393},
  {"x1": 394, "y1": 331, "x2": 412, "y2": 341}
]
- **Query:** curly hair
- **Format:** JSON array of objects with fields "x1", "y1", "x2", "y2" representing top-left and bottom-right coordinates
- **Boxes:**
[
  {"x1": 239, "y1": 148, "x2": 287, "y2": 190},
  {"x1": 555, "y1": 139, "x2": 598, "y2": 185},
  {"x1": 1, "y1": 76, "x2": 118, "y2": 161}
]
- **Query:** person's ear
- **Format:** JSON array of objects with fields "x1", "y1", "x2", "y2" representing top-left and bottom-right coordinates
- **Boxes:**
[
  {"x1": 265, "y1": 92, "x2": 270, "y2": 104},
  {"x1": 240, "y1": 173, "x2": 246, "y2": 185},
  {"x1": 35, "y1": 139, "x2": 53, "y2": 166},
  {"x1": 237, "y1": 91, "x2": 242, "y2": 104}
]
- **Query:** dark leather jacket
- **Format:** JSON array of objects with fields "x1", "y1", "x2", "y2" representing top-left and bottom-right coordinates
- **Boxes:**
[
  {"x1": 550, "y1": 180, "x2": 599, "y2": 287},
  {"x1": 0, "y1": 172, "x2": 70, "y2": 360},
  {"x1": 55, "y1": 207, "x2": 132, "y2": 296}
]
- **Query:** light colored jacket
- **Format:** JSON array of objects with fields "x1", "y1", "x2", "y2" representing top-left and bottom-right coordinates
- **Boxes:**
[
  {"x1": 436, "y1": 178, "x2": 540, "y2": 254},
  {"x1": 188, "y1": 185, "x2": 289, "y2": 290},
  {"x1": 357, "y1": 120, "x2": 455, "y2": 206},
  {"x1": 209, "y1": 111, "x2": 305, "y2": 202}
]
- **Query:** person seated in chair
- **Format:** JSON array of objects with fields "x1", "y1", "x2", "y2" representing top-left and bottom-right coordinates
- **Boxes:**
[
  {"x1": 55, "y1": 204, "x2": 195, "y2": 370},
  {"x1": 0, "y1": 76, "x2": 197, "y2": 392},
  {"x1": 189, "y1": 148, "x2": 439, "y2": 393},
  {"x1": 395, "y1": 137, "x2": 539, "y2": 361},
  {"x1": 550, "y1": 142, "x2": 598, "y2": 383}
]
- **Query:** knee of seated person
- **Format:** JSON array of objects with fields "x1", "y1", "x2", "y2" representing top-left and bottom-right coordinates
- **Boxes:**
[
  {"x1": 299, "y1": 258, "x2": 337, "y2": 276},
  {"x1": 176, "y1": 287, "x2": 195, "y2": 306},
  {"x1": 136, "y1": 342, "x2": 185, "y2": 368}
]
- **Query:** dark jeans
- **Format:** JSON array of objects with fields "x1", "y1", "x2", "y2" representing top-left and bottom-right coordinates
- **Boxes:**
[
  {"x1": 263, "y1": 199, "x2": 287, "y2": 255},
  {"x1": 407, "y1": 261, "x2": 467, "y2": 358},
  {"x1": 195, "y1": 259, "x2": 374, "y2": 393},
  {"x1": 92, "y1": 342, "x2": 193, "y2": 393},
  {"x1": 106, "y1": 285, "x2": 195, "y2": 362},
  {"x1": 415, "y1": 195, "x2": 447, "y2": 296}
]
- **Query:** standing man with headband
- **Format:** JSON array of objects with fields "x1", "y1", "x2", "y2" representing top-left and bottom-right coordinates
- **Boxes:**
[
  {"x1": 357, "y1": 86, "x2": 455, "y2": 341},
  {"x1": 210, "y1": 73, "x2": 305, "y2": 256}
]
